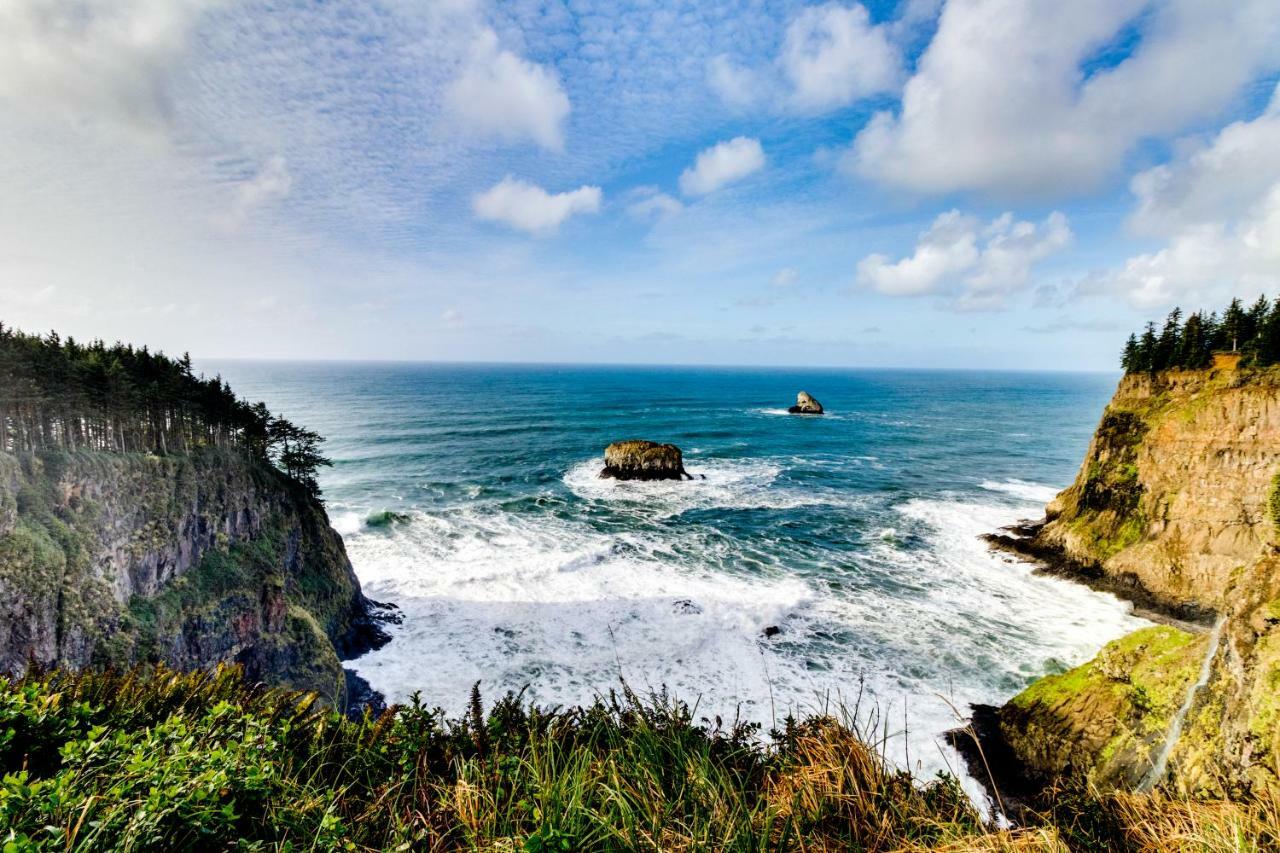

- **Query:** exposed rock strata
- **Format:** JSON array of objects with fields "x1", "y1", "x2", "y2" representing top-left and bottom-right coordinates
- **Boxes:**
[
  {"x1": 0, "y1": 447, "x2": 391, "y2": 709},
  {"x1": 986, "y1": 368, "x2": 1280, "y2": 797}
]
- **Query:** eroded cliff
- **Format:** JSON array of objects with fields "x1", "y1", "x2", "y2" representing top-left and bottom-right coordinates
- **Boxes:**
[
  {"x1": 993, "y1": 367, "x2": 1280, "y2": 796},
  {"x1": 0, "y1": 446, "x2": 384, "y2": 704}
]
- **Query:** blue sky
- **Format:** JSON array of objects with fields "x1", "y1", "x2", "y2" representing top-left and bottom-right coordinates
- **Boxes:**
[{"x1": 2, "y1": 0, "x2": 1279, "y2": 370}]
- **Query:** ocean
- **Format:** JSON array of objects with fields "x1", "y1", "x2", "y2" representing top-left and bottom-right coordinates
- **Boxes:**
[{"x1": 209, "y1": 362, "x2": 1149, "y2": 794}]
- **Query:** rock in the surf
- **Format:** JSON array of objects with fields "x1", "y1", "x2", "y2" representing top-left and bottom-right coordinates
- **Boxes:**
[
  {"x1": 600, "y1": 440, "x2": 692, "y2": 481},
  {"x1": 788, "y1": 391, "x2": 824, "y2": 414}
]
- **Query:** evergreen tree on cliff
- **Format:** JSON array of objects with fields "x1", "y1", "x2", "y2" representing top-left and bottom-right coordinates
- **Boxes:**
[{"x1": 0, "y1": 321, "x2": 330, "y2": 496}]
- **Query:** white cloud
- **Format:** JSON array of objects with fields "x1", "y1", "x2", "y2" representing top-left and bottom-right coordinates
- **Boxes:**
[
  {"x1": 706, "y1": 55, "x2": 762, "y2": 110},
  {"x1": 626, "y1": 186, "x2": 683, "y2": 220},
  {"x1": 0, "y1": 0, "x2": 216, "y2": 131},
  {"x1": 857, "y1": 210, "x2": 1071, "y2": 308},
  {"x1": 706, "y1": 3, "x2": 902, "y2": 114},
  {"x1": 1081, "y1": 192, "x2": 1280, "y2": 309},
  {"x1": 446, "y1": 28, "x2": 571, "y2": 152},
  {"x1": 848, "y1": 0, "x2": 1280, "y2": 196},
  {"x1": 1083, "y1": 86, "x2": 1280, "y2": 309},
  {"x1": 780, "y1": 3, "x2": 902, "y2": 111},
  {"x1": 472, "y1": 177, "x2": 601, "y2": 235},
  {"x1": 1129, "y1": 83, "x2": 1280, "y2": 235},
  {"x1": 772, "y1": 267, "x2": 799, "y2": 287},
  {"x1": 441, "y1": 308, "x2": 465, "y2": 328},
  {"x1": 679, "y1": 137, "x2": 765, "y2": 196},
  {"x1": 218, "y1": 156, "x2": 292, "y2": 230}
]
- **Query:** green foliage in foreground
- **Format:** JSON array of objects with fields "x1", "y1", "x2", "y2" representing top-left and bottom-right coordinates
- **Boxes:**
[
  {"x1": 2, "y1": 666, "x2": 1279, "y2": 852},
  {"x1": 0, "y1": 666, "x2": 990, "y2": 851}
]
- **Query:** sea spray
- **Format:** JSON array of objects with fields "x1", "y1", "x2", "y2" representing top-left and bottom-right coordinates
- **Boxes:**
[{"x1": 206, "y1": 361, "x2": 1136, "y2": 803}]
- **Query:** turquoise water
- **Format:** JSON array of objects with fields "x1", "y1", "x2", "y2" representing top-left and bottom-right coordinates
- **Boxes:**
[{"x1": 210, "y1": 363, "x2": 1149, "y2": 786}]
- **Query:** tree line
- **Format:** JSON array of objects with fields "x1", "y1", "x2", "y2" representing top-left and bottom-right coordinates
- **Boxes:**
[
  {"x1": 0, "y1": 322, "x2": 330, "y2": 496},
  {"x1": 1121, "y1": 296, "x2": 1280, "y2": 374}
]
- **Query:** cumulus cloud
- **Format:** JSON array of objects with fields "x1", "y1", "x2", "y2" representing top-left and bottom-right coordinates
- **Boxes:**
[
  {"x1": 1082, "y1": 188, "x2": 1280, "y2": 310},
  {"x1": 857, "y1": 210, "x2": 1071, "y2": 309},
  {"x1": 1083, "y1": 84, "x2": 1280, "y2": 309},
  {"x1": 446, "y1": 28, "x2": 571, "y2": 152},
  {"x1": 780, "y1": 3, "x2": 902, "y2": 111},
  {"x1": 847, "y1": 0, "x2": 1280, "y2": 196},
  {"x1": 707, "y1": 2, "x2": 902, "y2": 113},
  {"x1": 218, "y1": 156, "x2": 292, "y2": 230},
  {"x1": 625, "y1": 186, "x2": 684, "y2": 220},
  {"x1": 0, "y1": 0, "x2": 216, "y2": 131},
  {"x1": 1129, "y1": 84, "x2": 1280, "y2": 235},
  {"x1": 679, "y1": 137, "x2": 765, "y2": 196},
  {"x1": 472, "y1": 177, "x2": 601, "y2": 235}
]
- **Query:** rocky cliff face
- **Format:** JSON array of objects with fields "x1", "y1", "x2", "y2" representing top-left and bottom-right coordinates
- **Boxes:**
[
  {"x1": 993, "y1": 367, "x2": 1280, "y2": 796},
  {"x1": 1035, "y1": 370, "x2": 1280, "y2": 614},
  {"x1": 0, "y1": 447, "x2": 384, "y2": 704}
]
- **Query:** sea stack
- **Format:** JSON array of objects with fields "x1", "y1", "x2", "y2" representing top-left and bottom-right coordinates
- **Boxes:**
[
  {"x1": 788, "y1": 391, "x2": 824, "y2": 414},
  {"x1": 600, "y1": 440, "x2": 692, "y2": 481}
]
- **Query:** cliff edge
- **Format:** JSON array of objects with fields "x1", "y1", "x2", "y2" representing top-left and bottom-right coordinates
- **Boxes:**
[
  {"x1": 989, "y1": 367, "x2": 1280, "y2": 797},
  {"x1": 0, "y1": 446, "x2": 386, "y2": 706}
]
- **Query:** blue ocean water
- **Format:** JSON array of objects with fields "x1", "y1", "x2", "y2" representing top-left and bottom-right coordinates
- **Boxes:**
[{"x1": 209, "y1": 363, "x2": 1149, "y2": 787}]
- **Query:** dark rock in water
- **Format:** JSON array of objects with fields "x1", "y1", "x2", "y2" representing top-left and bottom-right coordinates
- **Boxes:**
[
  {"x1": 945, "y1": 704, "x2": 1044, "y2": 824},
  {"x1": 600, "y1": 440, "x2": 693, "y2": 481},
  {"x1": 763, "y1": 625, "x2": 782, "y2": 638},
  {"x1": 342, "y1": 668, "x2": 387, "y2": 719},
  {"x1": 334, "y1": 598, "x2": 401, "y2": 660},
  {"x1": 787, "y1": 391, "x2": 824, "y2": 414},
  {"x1": 673, "y1": 599, "x2": 703, "y2": 614}
]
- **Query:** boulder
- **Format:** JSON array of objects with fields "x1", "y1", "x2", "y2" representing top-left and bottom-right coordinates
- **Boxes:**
[
  {"x1": 788, "y1": 391, "x2": 824, "y2": 414},
  {"x1": 600, "y1": 440, "x2": 692, "y2": 481}
]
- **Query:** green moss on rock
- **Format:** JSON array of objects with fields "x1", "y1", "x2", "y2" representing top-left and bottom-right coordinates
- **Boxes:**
[
  {"x1": 1003, "y1": 626, "x2": 1206, "y2": 790},
  {"x1": 0, "y1": 447, "x2": 366, "y2": 705}
]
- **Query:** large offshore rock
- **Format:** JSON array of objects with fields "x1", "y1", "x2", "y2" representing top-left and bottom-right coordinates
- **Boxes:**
[
  {"x1": 788, "y1": 391, "x2": 824, "y2": 414},
  {"x1": 600, "y1": 440, "x2": 692, "y2": 481}
]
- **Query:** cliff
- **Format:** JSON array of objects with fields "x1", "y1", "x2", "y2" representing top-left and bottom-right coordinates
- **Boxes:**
[
  {"x1": 0, "y1": 446, "x2": 386, "y2": 705},
  {"x1": 990, "y1": 367, "x2": 1280, "y2": 797}
]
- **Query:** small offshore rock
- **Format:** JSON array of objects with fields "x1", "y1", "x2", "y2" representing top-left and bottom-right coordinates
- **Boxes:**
[
  {"x1": 788, "y1": 391, "x2": 824, "y2": 414},
  {"x1": 600, "y1": 440, "x2": 693, "y2": 481},
  {"x1": 763, "y1": 625, "x2": 782, "y2": 638}
]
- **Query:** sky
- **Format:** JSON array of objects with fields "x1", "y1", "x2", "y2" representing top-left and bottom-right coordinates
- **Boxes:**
[{"x1": 2, "y1": 0, "x2": 1279, "y2": 370}]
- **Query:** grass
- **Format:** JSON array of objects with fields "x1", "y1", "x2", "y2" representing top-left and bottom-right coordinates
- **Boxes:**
[{"x1": 1, "y1": 667, "x2": 1278, "y2": 851}]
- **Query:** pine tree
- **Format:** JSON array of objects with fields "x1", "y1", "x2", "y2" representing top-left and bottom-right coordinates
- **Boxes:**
[{"x1": 1121, "y1": 333, "x2": 1140, "y2": 372}]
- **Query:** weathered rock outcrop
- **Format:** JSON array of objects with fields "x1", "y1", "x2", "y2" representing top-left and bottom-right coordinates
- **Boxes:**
[
  {"x1": 600, "y1": 440, "x2": 692, "y2": 481},
  {"x1": 0, "y1": 447, "x2": 388, "y2": 706},
  {"x1": 788, "y1": 391, "x2": 824, "y2": 414},
  {"x1": 990, "y1": 367, "x2": 1280, "y2": 797}
]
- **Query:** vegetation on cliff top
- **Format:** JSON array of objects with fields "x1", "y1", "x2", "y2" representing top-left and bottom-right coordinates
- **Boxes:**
[
  {"x1": 0, "y1": 322, "x2": 329, "y2": 496},
  {"x1": 1120, "y1": 296, "x2": 1280, "y2": 374},
  {"x1": 3, "y1": 665, "x2": 1280, "y2": 852}
]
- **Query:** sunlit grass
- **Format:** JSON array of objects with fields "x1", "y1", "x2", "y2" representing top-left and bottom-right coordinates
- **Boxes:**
[{"x1": 0, "y1": 665, "x2": 1275, "y2": 851}]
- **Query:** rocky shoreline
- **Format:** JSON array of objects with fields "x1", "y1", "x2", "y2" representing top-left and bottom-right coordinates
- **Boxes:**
[
  {"x1": 337, "y1": 597, "x2": 401, "y2": 718},
  {"x1": 982, "y1": 520, "x2": 1217, "y2": 629}
]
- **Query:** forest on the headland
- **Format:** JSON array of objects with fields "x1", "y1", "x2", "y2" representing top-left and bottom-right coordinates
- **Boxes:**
[
  {"x1": 0, "y1": 322, "x2": 329, "y2": 495},
  {"x1": 1121, "y1": 296, "x2": 1280, "y2": 373}
]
